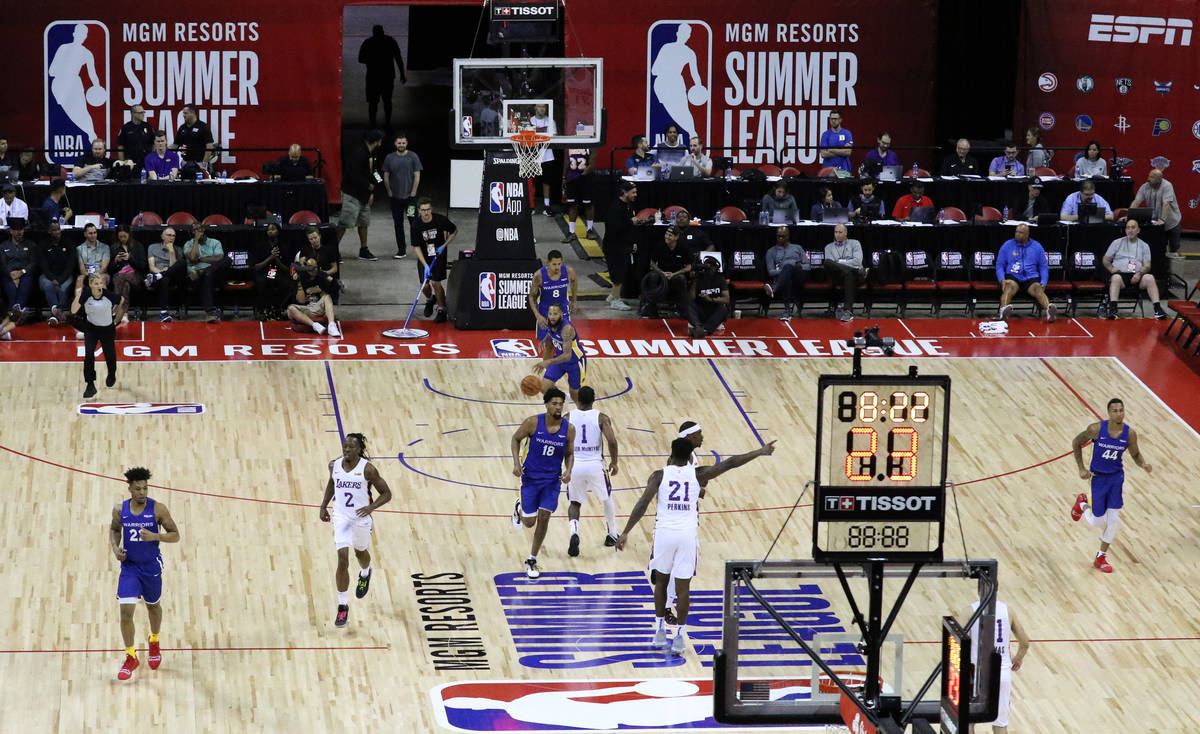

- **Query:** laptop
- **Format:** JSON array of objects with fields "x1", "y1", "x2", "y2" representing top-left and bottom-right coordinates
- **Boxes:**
[
  {"x1": 1036, "y1": 213, "x2": 1059, "y2": 228},
  {"x1": 1125, "y1": 207, "x2": 1152, "y2": 225},
  {"x1": 821, "y1": 207, "x2": 850, "y2": 224},
  {"x1": 878, "y1": 164, "x2": 904, "y2": 182},
  {"x1": 75, "y1": 214, "x2": 103, "y2": 228},
  {"x1": 1077, "y1": 202, "x2": 1105, "y2": 224},
  {"x1": 908, "y1": 206, "x2": 936, "y2": 224},
  {"x1": 633, "y1": 166, "x2": 657, "y2": 181},
  {"x1": 666, "y1": 166, "x2": 696, "y2": 181},
  {"x1": 771, "y1": 209, "x2": 793, "y2": 224}
]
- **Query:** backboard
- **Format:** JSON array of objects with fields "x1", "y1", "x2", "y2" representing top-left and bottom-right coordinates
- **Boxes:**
[{"x1": 452, "y1": 57, "x2": 604, "y2": 148}]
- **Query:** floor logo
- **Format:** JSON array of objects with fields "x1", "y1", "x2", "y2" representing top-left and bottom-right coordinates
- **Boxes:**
[
  {"x1": 44, "y1": 21, "x2": 109, "y2": 166},
  {"x1": 490, "y1": 338, "x2": 538, "y2": 358},
  {"x1": 78, "y1": 402, "x2": 205, "y2": 415},
  {"x1": 1037, "y1": 72, "x2": 1058, "y2": 92},
  {"x1": 646, "y1": 20, "x2": 712, "y2": 148}
]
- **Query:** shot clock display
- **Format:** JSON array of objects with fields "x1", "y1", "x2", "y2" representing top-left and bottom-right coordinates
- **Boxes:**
[{"x1": 826, "y1": 386, "x2": 937, "y2": 487}]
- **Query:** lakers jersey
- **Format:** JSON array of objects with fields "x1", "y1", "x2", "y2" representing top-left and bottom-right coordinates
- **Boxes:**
[
  {"x1": 331, "y1": 456, "x2": 371, "y2": 518},
  {"x1": 970, "y1": 600, "x2": 1013, "y2": 670},
  {"x1": 565, "y1": 149, "x2": 590, "y2": 181},
  {"x1": 570, "y1": 408, "x2": 602, "y2": 464},
  {"x1": 656, "y1": 463, "x2": 700, "y2": 532}
]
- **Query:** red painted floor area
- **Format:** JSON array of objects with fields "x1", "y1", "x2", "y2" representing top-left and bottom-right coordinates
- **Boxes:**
[{"x1": 4, "y1": 315, "x2": 1198, "y2": 429}]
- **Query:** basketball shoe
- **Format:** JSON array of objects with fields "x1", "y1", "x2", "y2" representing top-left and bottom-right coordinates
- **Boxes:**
[
  {"x1": 670, "y1": 631, "x2": 687, "y2": 655},
  {"x1": 1070, "y1": 493, "x2": 1087, "y2": 521},
  {"x1": 511, "y1": 500, "x2": 522, "y2": 529},
  {"x1": 525, "y1": 557, "x2": 541, "y2": 579},
  {"x1": 604, "y1": 534, "x2": 619, "y2": 547},
  {"x1": 568, "y1": 533, "x2": 580, "y2": 557},
  {"x1": 652, "y1": 625, "x2": 668, "y2": 649},
  {"x1": 117, "y1": 653, "x2": 139, "y2": 680},
  {"x1": 335, "y1": 604, "x2": 349, "y2": 627},
  {"x1": 147, "y1": 638, "x2": 162, "y2": 670},
  {"x1": 356, "y1": 569, "x2": 371, "y2": 598},
  {"x1": 1094, "y1": 552, "x2": 1113, "y2": 573}
]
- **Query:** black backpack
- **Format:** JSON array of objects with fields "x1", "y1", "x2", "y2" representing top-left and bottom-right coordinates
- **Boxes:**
[{"x1": 875, "y1": 250, "x2": 905, "y2": 284}]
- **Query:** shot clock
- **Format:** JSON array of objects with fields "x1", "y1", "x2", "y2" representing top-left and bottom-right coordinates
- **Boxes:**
[{"x1": 812, "y1": 373, "x2": 951, "y2": 561}]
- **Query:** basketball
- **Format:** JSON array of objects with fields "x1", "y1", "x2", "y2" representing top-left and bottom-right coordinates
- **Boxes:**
[
  {"x1": 687, "y1": 85, "x2": 708, "y2": 106},
  {"x1": 85, "y1": 86, "x2": 107, "y2": 107},
  {"x1": 520, "y1": 375, "x2": 542, "y2": 396}
]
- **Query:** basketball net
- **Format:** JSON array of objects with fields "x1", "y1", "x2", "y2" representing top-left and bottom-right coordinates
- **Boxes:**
[{"x1": 509, "y1": 130, "x2": 551, "y2": 179}]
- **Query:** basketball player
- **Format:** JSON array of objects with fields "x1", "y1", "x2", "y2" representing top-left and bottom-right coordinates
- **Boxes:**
[
  {"x1": 109, "y1": 467, "x2": 180, "y2": 680},
  {"x1": 616, "y1": 438, "x2": 776, "y2": 655},
  {"x1": 1069, "y1": 398, "x2": 1151, "y2": 573},
  {"x1": 963, "y1": 599, "x2": 1030, "y2": 734},
  {"x1": 562, "y1": 146, "x2": 597, "y2": 242},
  {"x1": 528, "y1": 249, "x2": 577, "y2": 344},
  {"x1": 655, "y1": 421, "x2": 709, "y2": 618},
  {"x1": 510, "y1": 388, "x2": 575, "y2": 579},
  {"x1": 319, "y1": 433, "x2": 393, "y2": 627},
  {"x1": 566, "y1": 386, "x2": 620, "y2": 556},
  {"x1": 535, "y1": 303, "x2": 586, "y2": 405}
]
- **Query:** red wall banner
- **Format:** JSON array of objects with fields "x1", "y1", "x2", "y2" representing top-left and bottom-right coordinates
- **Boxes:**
[
  {"x1": 566, "y1": 0, "x2": 937, "y2": 171},
  {"x1": 1016, "y1": 0, "x2": 1200, "y2": 228}
]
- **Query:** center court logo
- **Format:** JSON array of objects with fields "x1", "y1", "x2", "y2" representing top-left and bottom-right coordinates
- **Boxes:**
[
  {"x1": 44, "y1": 20, "x2": 109, "y2": 166},
  {"x1": 646, "y1": 20, "x2": 712, "y2": 147}
]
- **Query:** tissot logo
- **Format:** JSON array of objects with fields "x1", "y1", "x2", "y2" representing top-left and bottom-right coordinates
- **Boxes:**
[
  {"x1": 1087, "y1": 14, "x2": 1192, "y2": 46},
  {"x1": 492, "y1": 2, "x2": 559, "y2": 20},
  {"x1": 825, "y1": 495, "x2": 937, "y2": 512}
]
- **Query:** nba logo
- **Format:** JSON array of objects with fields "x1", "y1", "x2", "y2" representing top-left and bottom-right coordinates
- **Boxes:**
[
  {"x1": 489, "y1": 182, "x2": 505, "y2": 214},
  {"x1": 646, "y1": 20, "x2": 712, "y2": 146},
  {"x1": 479, "y1": 272, "x2": 497, "y2": 310},
  {"x1": 462, "y1": 115, "x2": 473, "y2": 139},
  {"x1": 44, "y1": 21, "x2": 110, "y2": 166}
]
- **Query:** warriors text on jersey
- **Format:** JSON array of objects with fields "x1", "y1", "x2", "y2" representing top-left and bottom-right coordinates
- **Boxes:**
[
  {"x1": 524, "y1": 414, "x2": 570, "y2": 477},
  {"x1": 331, "y1": 456, "x2": 372, "y2": 517},
  {"x1": 537, "y1": 265, "x2": 570, "y2": 319},
  {"x1": 656, "y1": 463, "x2": 701, "y2": 532},
  {"x1": 1089, "y1": 420, "x2": 1129, "y2": 474},
  {"x1": 546, "y1": 320, "x2": 583, "y2": 365}
]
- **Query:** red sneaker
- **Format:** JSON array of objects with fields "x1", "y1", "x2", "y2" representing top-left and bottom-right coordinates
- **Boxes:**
[
  {"x1": 1094, "y1": 553, "x2": 1113, "y2": 573},
  {"x1": 117, "y1": 654, "x2": 139, "y2": 680},
  {"x1": 148, "y1": 639, "x2": 161, "y2": 670},
  {"x1": 1070, "y1": 493, "x2": 1088, "y2": 522}
]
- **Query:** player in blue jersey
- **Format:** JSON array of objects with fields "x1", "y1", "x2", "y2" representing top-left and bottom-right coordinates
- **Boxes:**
[
  {"x1": 510, "y1": 387, "x2": 575, "y2": 579},
  {"x1": 1070, "y1": 398, "x2": 1152, "y2": 573},
  {"x1": 109, "y1": 467, "x2": 180, "y2": 680},
  {"x1": 534, "y1": 302, "x2": 586, "y2": 405},
  {"x1": 528, "y1": 249, "x2": 576, "y2": 344}
]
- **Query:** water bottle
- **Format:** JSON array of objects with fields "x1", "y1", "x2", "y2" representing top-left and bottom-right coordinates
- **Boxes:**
[
  {"x1": 219, "y1": 169, "x2": 227, "y2": 181},
  {"x1": 759, "y1": 209, "x2": 768, "y2": 226},
  {"x1": 726, "y1": 166, "x2": 733, "y2": 181},
  {"x1": 714, "y1": 208, "x2": 723, "y2": 224},
  {"x1": 137, "y1": 210, "x2": 143, "y2": 226},
  {"x1": 140, "y1": 168, "x2": 147, "y2": 184},
  {"x1": 196, "y1": 169, "x2": 203, "y2": 182},
  {"x1": 1003, "y1": 206, "x2": 1010, "y2": 221},
  {"x1": 912, "y1": 162, "x2": 919, "y2": 177},
  {"x1": 938, "y1": 208, "x2": 945, "y2": 222},
  {"x1": 104, "y1": 212, "x2": 112, "y2": 228},
  {"x1": 576, "y1": 120, "x2": 585, "y2": 135},
  {"x1": 66, "y1": 171, "x2": 73, "y2": 183}
]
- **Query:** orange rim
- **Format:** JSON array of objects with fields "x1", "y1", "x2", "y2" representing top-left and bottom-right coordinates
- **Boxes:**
[{"x1": 509, "y1": 131, "x2": 552, "y2": 146}]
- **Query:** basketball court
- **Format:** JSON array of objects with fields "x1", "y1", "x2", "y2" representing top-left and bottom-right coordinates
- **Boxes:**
[{"x1": 0, "y1": 316, "x2": 1196, "y2": 732}]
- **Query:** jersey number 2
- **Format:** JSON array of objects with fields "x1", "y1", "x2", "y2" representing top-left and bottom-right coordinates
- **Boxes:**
[
  {"x1": 344, "y1": 492, "x2": 355, "y2": 508},
  {"x1": 127, "y1": 528, "x2": 140, "y2": 542},
  {"x1": 667, "y1": 480, "x2": 691, "y2": 502}
]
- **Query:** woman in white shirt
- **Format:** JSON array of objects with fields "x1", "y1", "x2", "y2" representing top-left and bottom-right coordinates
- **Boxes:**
[{"x1": 1074, "y1": 141, "x2": 1108, "y2": 178}]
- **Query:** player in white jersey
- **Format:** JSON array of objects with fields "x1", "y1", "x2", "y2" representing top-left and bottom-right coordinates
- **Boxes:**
[
  {"x1": 319, "y1": 433, "x2": 392, "y2": 628},
  {"x1": 616, "y1": 437, "x2": 775, "y2": 655},
  {"x1": 656, "y1": 421, "x2": 708, "y2": 615},
  {"x1": 566, "y1": 386, "x2": 620, "y2": 557},
  {"x1": 963, "y1": 599, "x2": 1030, "y2": 734}
]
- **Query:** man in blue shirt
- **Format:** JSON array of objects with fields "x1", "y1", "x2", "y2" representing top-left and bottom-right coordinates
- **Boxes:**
[
  {"x1": 988, "y1": 142, "x2": 1026, "y2": 177},
  {"x1": 1060, "y1": 180, "x2": 1114, "y2": 222},
  {"x1": 819, "y1": 110, "x2": 853, "y2": 172},
  {"x1": 624, "y1": 135, "x2": 659, "y2": 176},
  {"x1": 995, "y1": 223, "x2": 1055, "y2": 321}
]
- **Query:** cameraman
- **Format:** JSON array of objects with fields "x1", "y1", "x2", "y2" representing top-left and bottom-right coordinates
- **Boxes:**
[{"x1": 686, "y1": 256, "x2": 730, "y2": 338}]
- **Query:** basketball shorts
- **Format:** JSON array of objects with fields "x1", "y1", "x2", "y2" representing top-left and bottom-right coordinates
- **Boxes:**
[
  {"x1": 1003, "y1": 274, "x2": 1040, "y2": 297},
  {"x1": 415, "y1": 259, "x2": 447, "y2": 283},
  {"x1": 564, "y1": 173, "x2": 594, "y2": 205},
  {"x1": 544, "y1": 357, "x2": 586, "y2": 390},
  {"x1": 567, "y1": 461, "x2": 611, "y2": 503},
  {"x1": 332, "y1": 513, "x2": 373, "y2": 551},
  {"x1": 520, "y1": 474, "x2": 561, "y2": 516},
  {"x1": 295, "y1": 299, "x2": 327, "y2": 320},
  {"x1": 1090, "y1": 471, "x2": 1124, "y2": 514},
  {"x1": 117, "y1": 564, "x2": 163, "y2": 605},
  {"x1": 649, "y1": 527, "x2": 699, "y2": 580},
  {"x1": 989, "y1": 669, "x2": 1013, "y2": 727}
]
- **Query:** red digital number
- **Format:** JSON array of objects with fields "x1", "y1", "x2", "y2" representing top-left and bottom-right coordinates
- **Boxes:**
[
  {"x1": 844, "y1": 427, "x2": 877, "y2": 482},
  {"x1": 947, "y1": 636, "x2": 961, "y2": 708},
  {"x1": 887, "y1": 427, "x2": 918, "y2": 481}
]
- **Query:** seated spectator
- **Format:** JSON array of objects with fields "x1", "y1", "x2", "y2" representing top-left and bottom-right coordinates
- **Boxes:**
[
  {"x1": 1019, "y1": 182, "x2": 1056, "y2": 221},
  {"x1": 762, "y1": 182, "x2": 800, "y2": 222},
  {"x1": 287, "y1": 258, "x2": 340, "y2": 336},
  {"x1": 671, "y1": 209, "x2": 714, "y2": 251},
  {"x1": 808, "y1": 186, "x2": 842, "y2": 222},
  {"x1": 0, "y1": 218, "x2": 36, "y2": 324},
  {"x1": 988, "y1": 142, "x2": 1025, "y2": 178},
  {"x1": 677, "y1": 136, "x2": 713, "y2": 177},
  {"x1": 824, "y1": 223, "x2": 865, "y2": 321},
  {"x1": 652, "y1": 125, "x2": 687, "y2": 166},
  {"x1": 0, "y1": 183, "x2": 29, "y2": 226},
  {"x1": 892, "y1": 181, "x2": 934, "y2": 220},
  {"x1": 1074, "y1": 141, "x2": 1107, "y2": 178},
  {"x1": 37, "y1": 221, "x2": 75, "y2": 325},
  {"x1": 298, "y1": 226, "x2": 341, "y2": 289},
  {"x1": 106, "y1": 225, "x2": 148, "y2": 323},
  {"x1": 849, "y1": 179, "x2": 885, "y2": 220},
  {"x1": 863, "y1": 131, "x2": 899, "y2": 171},
  {"x1": 144, "y1": 226, "x2": 184, "y2": 322},
  {"x1": 251, "y1": 222, "x2": 294, "y2": 319},
  {"x1": 941, "y1": 138, "x2": 980, "y2": 176},
  {"x1": 73, "y1": 139, "x2": 115, "y2": 182},
  {"x1": 1129, "y1": 167, "x2": 1181, "y2": 256},
  {"x1": 1103, "y1": 219, "x2": 1166, "y2": 320},
  {"x1": 764, "y1": 225, "x2": 807, "y2": 319},
  {"x1": 625, "y1": 135, "x2": 659, "y2": 176},
  {"x1": 42, "y1": 180, "x2": 73, "y2": 223},
  {"x1": 641, "y1": 225, "x2": 692, "y2": 317},
  {"x1": 182, "y1": 222, "x2": 229, "y2": 323},
  {"x1": 143, "y1": 131, "x2": 181, "y2": 180},
  {"x1": 1024, "y1": 127, "x2": 1051, "y2": 171},
  {"x1": 1060, "y1": 180, "x2": 1113, "y2": 222},
  {"x1": 0, "y1": 135, "x2": 15, "y2": 168},
  {"x1": 76, "y1": 223, "x2": 110, "y2": 290},
  {"x1": 685, "y1": 256, "x2": 729, "y2": 338},
  {"x1": 16, "y1": 150, "x2": 43, "y2": 181},
  {"x1": 277, "y1": 144, "x2": 314, "y2": 182},
  {"x1": 996, "y1": 223, "x2": 1055, "y2": 321}
]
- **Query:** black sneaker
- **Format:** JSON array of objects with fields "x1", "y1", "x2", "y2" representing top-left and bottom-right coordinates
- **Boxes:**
[
  {"x1": 604, "y1": 534, "x2": 619, "y2": 547},
  {"x1": 159, "y1": 310, "x2": 172, "y2": 323},
  {"x1": 356, "y1": 569, "x2": 371, "y2": 598},
  {"x1": 334, "y1": 604, "x2": 349, "y2": 627},
  {"x1": 568, "y1": 534, "x2": 580, "y2": 557},
  {"x1": 1154, "y1": 305, "x2": 1168, "y2": 320},
  {"x1": 423, "y1": 299, "x2": 435, "y2": 317},
  {"x1": 524, "y1": 558, "x2": 541, "y2": 580},
  {"x1": 105, "y1": 373, "x2": 116, "y2": 388},
  {"x1": 358, "y1": 248, "x2": 378, "y2": 261},
  {"x1": 585, "y1": 228, "x2": 600, "y2": 240},
  {"x1": 83, "y1": 382, "x2": 97, "y2": 398},
  {"x1": 542, "y1": 208, "x2": 554, "y2": 217},
  {"x1": 434, "y1": 308, "x2": 447, "y2": 324},
  {"x1": 392, "y1": 252, "x2": 406, "y2": 259},
  {"x1": 1107, "y1": 303, "x2": 1118, "y2": 320}
]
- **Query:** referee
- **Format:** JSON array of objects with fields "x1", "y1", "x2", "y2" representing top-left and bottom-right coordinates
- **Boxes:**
[{"x1": 70, "y1": 273, "x2": 126, "y2": 398}]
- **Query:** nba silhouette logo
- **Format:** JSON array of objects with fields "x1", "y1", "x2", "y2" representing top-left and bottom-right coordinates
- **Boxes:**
[
  {"x1": 462, "y1": 115, "x2": 473, "y2": 139},
  {"x1": 489, "y1": 182, "x2": 505, "y2": 214},
  {"x1": 646, "y1": 20, "x2": 712, "y2": 147},
  {"x1": 44, "y1": 21, "x2": 110, "y2": 166},
  {"x1": 479, "y1": 272, "x2": 497, "y2": 310}
]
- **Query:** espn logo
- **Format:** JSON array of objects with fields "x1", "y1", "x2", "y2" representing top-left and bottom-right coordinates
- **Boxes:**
[
  {"x1": 825, "y1": 495, "x2": 936, "y2": 512},
  {"x1": 1087, "y1": 14, "x2": 1192, "y2": 46},
  {"x1": 479, "y1": 272, "x2": 497, "y2": 310}
]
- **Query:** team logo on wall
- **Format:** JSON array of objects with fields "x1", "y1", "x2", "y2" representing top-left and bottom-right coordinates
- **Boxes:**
[
  {"x1": 1115, "y1": 77, "x2": 1133, "y2": 94},
  {"x1": 43, "y1": 20, "x2": 110, "y2": 166},
  {"x1": 1189, "y1": 197, "x2": 1198, "y2": 209},
  {"x1": 1150, "y1": 156, "x2": 1170, "y2": 169},
  {"x1": 1037, "y1": 72, "x2": 1058, "y2": 92},
  {"x1": 1152, "y1": 118, "x2": 1171, "y2": 136},
  {"x1": 1075, "y1": 75, "x2": 1094, "y2": 93},
  {"x1": 1038, "y1": 112, "x2": 1056, "y2": 130},
  {"x1": 1193, "y1": 121, "x2": 1200, "y2": 139},
  {"x1": 1075, "y1": 115, "x2": 1093, "y2": 132},
  {"x1": 1154, "y1": 80, "x2": 1173, "y2": 94},
  {"x1": 1114, "y1": 115, "x2": 1130, "y2": 133},
  {"x1": 646, "y1": 20, "x2": 712, "y2": 147}
]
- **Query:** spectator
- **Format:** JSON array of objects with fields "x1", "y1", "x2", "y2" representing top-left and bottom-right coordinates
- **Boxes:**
[
  {"x1": 824, "y1": 223, "x2": 864, "y2": 321},
  {"x1": 41, "y1": 180, "x2": 73, "y2": 223},
  {"x1": 73, "y1": 138, "x2": 114, "y2": 182},
  {"x1": 1103, "y1": 219, "x2": 1166, "y2": 320},
  {"x1": 143, "y1": 131, "x2": 180, "y2": 180},
  {"x1": 0, "y1": 135, "x2": 15, "y2": 168},
  {"x1": 819, "y1": 109, "x2": 853, "y2": 172},
  {"x1": 892, "y1": 181, "x2": 934, "y2": 220},
  {"x1": 106, "y1": 225, "x2": 147, "y2": 323},
  {"x1": 996, "y1": 223, "x2": 1055, "y2": 321},
  {"x1": 1024, "y1": 127, "x2": 1051, "y2": 171},
  {"x1": 672, "y1": 209, "x2": 713, "y2": 252},
  {"x1": 1060, "y1": 180, "x2": 1113, "y2": 222},
  {"x1": 298, "y1": 226, "x2": 341, "y2": 285},
  {"x1": 409, "y1": 199, "x2": 456, "y2": 323},
  {"x1": 762, "y1": 182, "x2": 800, "y2": 222},
  {"x1": 381, "y1": 133, "x2": 422, "y2": 258},
  {"x1": 941, "y1": 138, "x2": 980, "y2": 176},
  {"x1": 1020, "y1": 182, "x2": 1055, "y2": 221},
  {"x1": 117, "y1": 105, "x2": 155, "y2": 169},
  {"x1": 678, "y1": 136, "x2": 713, "y2": 177},
  {"x1": 1129, "y1": 168, "x2": 1181, "y2": 256},
  {"x1": 0, "y1": 218, "x2": 36, "y2": 324},
  {"x1": 764, "y1": 225, "x2": 807, "y2": 319},
  {"x1": 37, "y1": 221, "x2": 75, "y2": 325},
  {"x1": 685, "y1": 256, "x2": 729, "y2": 338},
  {"x1": 0, "y1": 183, "x2": 29, "y2": 226},
  {"x1": 173, "y1": 105, "x2": 214, "y2": 165},
  {"x1": 182, "y1": 222, "x2": 228, "y2": 322},
  {"x1": 641, "y1": 225, "x2": 692, "y2": 318},
  {"x1": 863, "y1": 131, "x2": 898, "y2": 171},
  {"x1": 1074, "y1": 141, "x2": 1107, "y2": 178},
  {"x1": 808, "y1": 186, "x2": 842, "y2": 222},
  {"x1": 144, "y1": 226, "x2": 183, "y2": 322},
  {"x1": 562, "y1": 146, "x2": 596, "y2": 242},
  {"x1": 287, "y1": 258, "x2": 340, "y2": 336},
  {"x1": 849, "y1": 179, "x2": 885, "y2": 219},
  {"x1": 338, "y1": 128, "x2": 384, "y2": 261},
  {"x1": 652, "y1": 124, "x2": 686, "y2": 166},
  {"x1": 76, "y1": 223, "x2": 110, "y2": 290},
  {"x1": 358, "y1": 24, "x2": 407, "y2": 130},
  {"x1": 16, "y1": 150, "x2": 43, "y2": 181},
  {"x1": 70, "y1": 273, "x2": 125, "y2": 398},
  {"x1": 530, "y1": 103, "x2": 559, "y2": 215},
  {"x1": 254, "y1": 222, "x2": 295, "y2": 317},
  {"x1": 270, "y1": 144, "x2": 310, "y2": 183},
  {"x1": 988, "y1": 142, "x2": 1025, "y2": 178},
  {"x1": 625, "y1": 135, "x2": 658, "y2": 176},
  {"x1": 602, "y1": 180, "x2": 638, "y2": 310}
]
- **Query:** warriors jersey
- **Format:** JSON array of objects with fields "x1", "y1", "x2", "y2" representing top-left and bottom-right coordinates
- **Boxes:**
[
  {"x1": 523, "y1": 414, "x2": 570, "y2": 478},
  {"x1": 545, "y1": 320, "x2": 583, "y2": 365},
  {"x1": 331, "y1": 456, "x2": 372, "y2": 518},
  {"x1": 570, "y1": 408, "x2": 602, "y2": 465},
  {"x1": 121, "y1": 499, "x2": 162, "y2": 572},
  {"x1": 537, "y1": 266, "x2": 571, "y2": 319},
  {"x1": 656, "y1": 463, "x2": 701, "y2": 533},
  {"x1": 1090, "y1": 420, "x2": 1129, "y2": 474}
]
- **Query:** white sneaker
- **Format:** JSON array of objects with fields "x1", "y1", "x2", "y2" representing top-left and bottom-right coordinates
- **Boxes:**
[
  {"x1": 0, "y1": 332, "x2": 11, "y2": 341},
  {"x1": 327, "y1": 321, "x2": 342, "y2": 338},
  {"x1": 312, "y1": 322, "x2": 326, "y2": 334},
  {"x1": 120, "y1": 315, "x2": 129, "y2": 325},
  {"x1": 610, "y1": 299, "x2": 632, "y2": 311},
  {"x1": 652, "y1": 626, "x2": 669, "y2": 649},
  {"x1": 998, "y1": 304, "x2": 1012, "y2": 321},
  {"x1": 511, "y1": 500, "x2": 522, "y2": 529},
  {"x1": 75, "y1": 331, "x2": 84, "y2": 339},
  {"x1": 670, "y1": 631, "x2": 686, "y2": 655},
  {"x1": 1046, "y1": 303, "x2": 1058, "y2": 323}
]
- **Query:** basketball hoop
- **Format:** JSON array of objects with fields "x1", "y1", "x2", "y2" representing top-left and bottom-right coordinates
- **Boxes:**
[{"x1": 509, "y1": 130, "x2": 551, "y2": 178}]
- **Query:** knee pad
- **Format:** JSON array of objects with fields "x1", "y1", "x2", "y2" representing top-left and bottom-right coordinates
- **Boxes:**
[{"x1": 1100, "y1": 509, "x2": 1121, "y2": 544}]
